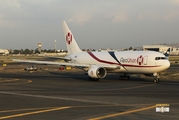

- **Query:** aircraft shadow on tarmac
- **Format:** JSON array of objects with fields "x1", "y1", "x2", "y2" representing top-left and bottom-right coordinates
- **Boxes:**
[
  {"x1": 47, "y1": 71, "x2": 179, "y2": 84},
  {"x1": 47, "y1": 71, "x2": 156, "y2": 83},
  {"x1": 0, "y1": 70, "x2": 178, "y2": 84}
]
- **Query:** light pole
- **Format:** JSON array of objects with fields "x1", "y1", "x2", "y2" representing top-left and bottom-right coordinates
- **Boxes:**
[{"x1": 54, "y1": 40, "x2": 57, "y2": 53}]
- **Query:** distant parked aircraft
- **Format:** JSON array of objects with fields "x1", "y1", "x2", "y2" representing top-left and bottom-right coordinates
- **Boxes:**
[{"x1": 0, "y1": 49, "x2": 9, "y2": 55}]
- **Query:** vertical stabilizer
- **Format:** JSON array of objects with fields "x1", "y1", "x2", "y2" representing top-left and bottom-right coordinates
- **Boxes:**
[{"x1": 62, "y1": 21, "x2": 82, "y2": 55}]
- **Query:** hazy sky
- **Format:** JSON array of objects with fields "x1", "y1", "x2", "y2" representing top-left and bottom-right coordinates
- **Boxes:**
[{"x1": 0, "y1": 0, "x2": 179, "y2": 50}]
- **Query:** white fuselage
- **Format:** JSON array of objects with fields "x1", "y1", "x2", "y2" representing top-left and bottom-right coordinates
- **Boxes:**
[{"x1": 66, "y1": 50, "x2": 170, "y2": 74}]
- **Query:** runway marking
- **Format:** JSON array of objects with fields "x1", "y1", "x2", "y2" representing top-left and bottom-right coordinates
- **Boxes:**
[
  {"x1": 0, "y1": 91, "x2": 122, "y2": 105},
  {"x1": 0, "y1": 79, "x2": 19, "y2": 82},
  {"x1": 1, "y1": 91, "x2": 177, "y2": 107},
  {"x1": 0, "y1": 80, "x2": 32, "y2": 85},
  {"x1": 0, "y1": 105, "x2": 154, "y2": 120},
  {"x1": 0, "y1": 103, "x2": 166, "y2": 114},
  {"x1": 88, "y1": 84, "x2": 155, "y2": 91},
  {"x1": 0, "y1": 78, "x2": 32, "y2": 85},
  {"x1": 0, "y1": 104, "x2": 178, "y2": 119},
  {"x1": 0, "y1": 106, "x2": 71, "y2": 120},
  {"x1": 88, "y1": 105, "x2": 156, "y2": 120},
  {"x1": 0, "y1": 107, "x2": 59, "y2": 113}
]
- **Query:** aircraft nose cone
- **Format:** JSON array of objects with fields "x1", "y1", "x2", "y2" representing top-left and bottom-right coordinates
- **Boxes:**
[{"x1": 165, "y1": 60, "x2": 170, "y2": 70}]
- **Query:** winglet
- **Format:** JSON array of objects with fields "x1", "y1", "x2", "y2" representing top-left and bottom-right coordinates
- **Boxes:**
[
  {"x1": 62, "y1": 21, "x2": 82, "y2": 55},
  {"x1": 164, "y1": 48, "x2": 170, "y2": 57}
]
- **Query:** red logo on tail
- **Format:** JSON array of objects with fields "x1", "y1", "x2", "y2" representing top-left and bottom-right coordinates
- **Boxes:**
[{"x1": 66, "y1": 32, "x2": 72, "y2": 44}]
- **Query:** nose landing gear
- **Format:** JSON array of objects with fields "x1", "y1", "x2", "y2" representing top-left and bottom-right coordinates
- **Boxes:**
[
  {"x1": 154, "y1": 77, "x2": 160, "y2": 83},
  {"x1": 153, "y1": 73, "x2": 160, "y2": 83}
]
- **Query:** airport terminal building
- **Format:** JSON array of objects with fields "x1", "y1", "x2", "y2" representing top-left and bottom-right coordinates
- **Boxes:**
[
  {"x1": 143, "y1": 45, "x2": 179, "y2": 55},
  {"x1": 143, "y1": 45, "x2": 170, "y2": 53}
]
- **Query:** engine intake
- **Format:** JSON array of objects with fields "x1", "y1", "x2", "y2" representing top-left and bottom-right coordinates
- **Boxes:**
[{"x1": 87, "y1": 66, "x2": 107, "y2": 79}]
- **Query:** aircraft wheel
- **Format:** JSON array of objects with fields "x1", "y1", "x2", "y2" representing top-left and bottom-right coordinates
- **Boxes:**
[
  {"x1": 94, "y1": 78, "x2": 99, "y2": 81},
  {"x1": 157, "y1": 78, "x2": 160, "y2": 83},
  {"x1": 88, "y1": 77, "x2": 99, "y2": 81},
  {"x1": 154, "y1": 78, "x2": 159, "y2": 83},
  {"x1": 119, "y1": 75, "x2": 130, "y2": 80},
  {"x1": 126, "y1": 76, "x2": 130, "y2": 80},
  {"x1": 88, "y1": 77, "x2": 92, "y2": 81},
  {"x1": 119, "y1": 76, "x2": 124, "y2": 80}
]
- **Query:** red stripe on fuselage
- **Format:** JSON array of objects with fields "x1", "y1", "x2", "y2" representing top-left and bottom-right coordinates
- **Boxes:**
[
  {"x1": 87, "y1": 52, "x2": 161, "y2": 68},
  {"x1": 87, "y1": 52, "x2": 118, "y2": 65}
]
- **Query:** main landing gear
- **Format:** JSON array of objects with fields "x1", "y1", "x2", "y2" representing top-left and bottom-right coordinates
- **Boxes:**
[
  {"x1": 88, "y1": 77, "x2": 99, "y2": 81},
  {"x1": 153, "y1": 73, "x2": 160, "y2": 83},
  {"x1": 119, "y1": 74, "x2": 130, "y2": 80}
]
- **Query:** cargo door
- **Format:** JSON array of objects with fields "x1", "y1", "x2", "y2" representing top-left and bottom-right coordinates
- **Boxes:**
[{"x1": 143, "y1": 56, "x2": 148, "y2": 65}]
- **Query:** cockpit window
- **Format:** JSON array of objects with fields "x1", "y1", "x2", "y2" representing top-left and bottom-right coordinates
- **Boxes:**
[{"x1": 155, "y1": 57, "x2": 167, "y2": 60}]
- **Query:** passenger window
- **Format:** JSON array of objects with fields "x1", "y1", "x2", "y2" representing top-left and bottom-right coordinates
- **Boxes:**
[
  {"x1": 155, "y1": 57, "x2": 159, "y2": 60},
  {"x1": 155, "y1": 57, "x2": 167, "y2": 60}
]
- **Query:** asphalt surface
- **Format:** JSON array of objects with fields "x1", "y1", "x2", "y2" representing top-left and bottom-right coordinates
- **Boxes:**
[{"x1": 0, "y1": 65, "x2": 179, "y2": 120}]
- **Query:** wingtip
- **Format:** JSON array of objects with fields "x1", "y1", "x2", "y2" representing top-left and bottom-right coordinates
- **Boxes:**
[{"x1": 62, "y1": 21, "x2": 66, "y2": 24}]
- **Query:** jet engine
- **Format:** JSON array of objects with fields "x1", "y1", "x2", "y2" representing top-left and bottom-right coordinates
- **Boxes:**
[{"x1": 87, "y1": 66, "x2": 107, "y2": 79}]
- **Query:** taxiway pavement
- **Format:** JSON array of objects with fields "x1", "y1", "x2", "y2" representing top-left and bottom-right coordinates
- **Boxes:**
[{"x1": 0, "y1": 65, "x2": 179, "y2": 120}]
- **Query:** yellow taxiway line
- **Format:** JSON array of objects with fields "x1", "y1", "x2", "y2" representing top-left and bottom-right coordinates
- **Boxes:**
[
  {"x1": 0, "y1": 79, "x2": 20, "y2": 82},
  {"x1": 0, "y1": 106, "x2": 71, "y2": 120},
  {"x1": 89, "y1": 105, "x2": 156, "y2": 120}
]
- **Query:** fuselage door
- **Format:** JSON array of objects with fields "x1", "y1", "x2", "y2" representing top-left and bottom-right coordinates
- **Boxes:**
[{"x1": 143, "y1": 56, "x2": 148, "y2": 65}]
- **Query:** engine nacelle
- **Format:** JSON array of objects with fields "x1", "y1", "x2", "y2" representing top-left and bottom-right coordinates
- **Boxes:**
[{"x1": 87, "y1": 66, "x2": 107, "y2": 79}]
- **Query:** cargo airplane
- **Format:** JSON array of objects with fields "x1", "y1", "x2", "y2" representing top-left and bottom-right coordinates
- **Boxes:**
[{"x1": 13, "y1": 21, "x2": 170, "y2": 83}]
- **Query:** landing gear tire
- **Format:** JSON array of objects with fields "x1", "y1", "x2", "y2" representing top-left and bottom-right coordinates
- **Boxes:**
[
  {"x1": 88, "y1": 77, "x2": 99, "y2": 81},
  {"x1": 153, "y1": 73, "x2": 160, "y2": 83},
  {"x1": 119, "y1": 75, "x2": 130, "y2": 80},
  {"x1": 127, "y1": 76, "x2": 130, "y2": 80},
  {"x1": 154, "y1": 78, "x2": 160, "y2": 83}
]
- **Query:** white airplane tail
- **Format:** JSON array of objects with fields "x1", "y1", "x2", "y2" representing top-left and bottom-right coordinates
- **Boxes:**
[{"x1": 62, "y1": 21, "x2": 82, "y2": 55}]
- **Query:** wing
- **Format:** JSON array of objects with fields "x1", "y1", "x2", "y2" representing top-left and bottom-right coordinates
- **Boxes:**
[
  {"x1": 43, "y1": 56, "x2": 72, "y2": 61},
  {"x1": 12, "y1": 59, "x2": 120, "y2": 69}
]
